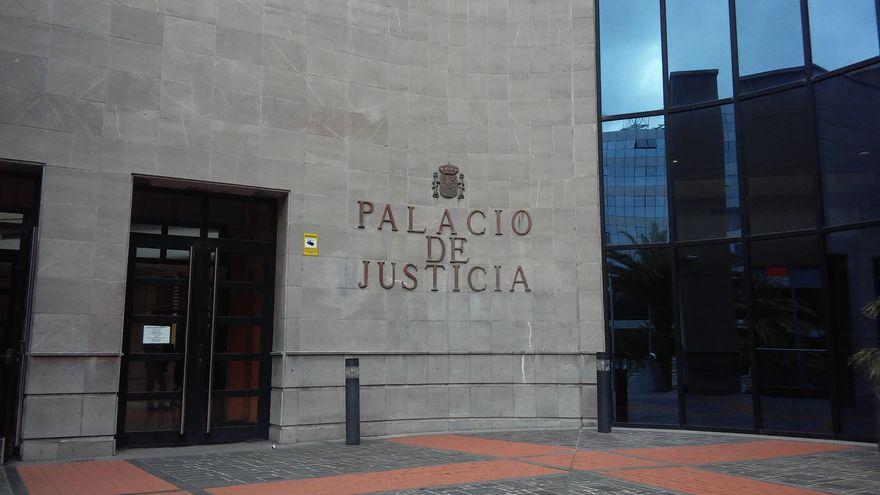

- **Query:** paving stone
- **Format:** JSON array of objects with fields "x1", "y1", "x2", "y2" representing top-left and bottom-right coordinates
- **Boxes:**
[
  {"x1": 709, "y1": 448, "x2": 880, "y2": 495},
  {"x1": 0, "y1": 468, "x2": 11, "y2": 495},
  {"x1": 131, "y1": 439, "x2": 488, "y2": 491}
]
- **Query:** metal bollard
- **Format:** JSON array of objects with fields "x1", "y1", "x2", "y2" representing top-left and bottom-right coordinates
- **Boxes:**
[
  {"x1": 345, "y1": 358, "x2": 360, "y2": 445},
  {"x1": 597, "y1": 352, "x2": 612, "y2": 433}
]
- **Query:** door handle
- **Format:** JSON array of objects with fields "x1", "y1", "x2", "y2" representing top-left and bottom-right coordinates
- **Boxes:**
[
  {"x1": 179, "y1": 246, "x2": 195, "y2": 435},
  {"x1": 205, "y1": 247, "x2": 220, "y2": 434}
]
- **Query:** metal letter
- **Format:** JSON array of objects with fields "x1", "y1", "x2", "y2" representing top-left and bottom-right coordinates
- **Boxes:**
[
  {"x1": 357, "y1": 260, "x2": 370, "y2": 289},
  {"x1": 468, "y1": 266, "x2": 487, "y2": 292},
  {"x1": 510, "y1": 265, "x2": 531, "y2": 292},
  {"x1": 436, "y1": 208, "x2": 457, "y2": 235},
  {"x1": 357, "y1": 201, "x2": 374, "y2": 229},
  {"x1": 402, "y1": 263, "x2": 418, "y2": 290},
  {"x1": 449, "y1": 237, "x2": 469, "y2": 263},
  {"x1": 377, "y1": 204, "x2": 398, "y2": 231},
  {"x1": 426, "y1": 236, "x2": 446, "y2": 263},
  {"x1": 466, "y1": 210, "x2": 486, "y2": 235},
  {"x1": 407, "y1": 206, "x2": 427, "y2": 233},
  {"x1": 510, "y1": 210, "x2": 532, "y2": 236},
  {"x1": 425, "y1": 264, "x2": 446, "y2": 291},
  {"x1": 378, "y1": 261, "x2": 396, "y2": 289}
]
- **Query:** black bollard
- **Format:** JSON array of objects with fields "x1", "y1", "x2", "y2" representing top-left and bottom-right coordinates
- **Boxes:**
[
  {"x1": 597, "y1": 352, "x2": 612, "y2": 433},
  {"x1": 345, "y1": 358, "x2": 360, "y2": 445}
]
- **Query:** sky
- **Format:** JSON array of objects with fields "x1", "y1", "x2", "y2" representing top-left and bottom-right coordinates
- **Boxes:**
[{"x1": 599, "y1": 0, "x2": 879, "y2": 117}]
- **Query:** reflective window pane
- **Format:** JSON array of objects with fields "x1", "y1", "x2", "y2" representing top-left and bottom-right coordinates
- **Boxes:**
[
  {"x1": 124, "y1": 400, "x2": 181, "y2": 432},
  {"x1": 218, "y1": 252, "x2": 265, "y2": 283},
  {"x1": 216, "y1": 288, "x2": 263, "y2": 318},
  {"x1": 666, "y1": 0, "x2": 733, "y2": 106},
  {"x1": 751, "y1": 236, "x2": 831, "y2": 435},
  {"x1": 758, "y1": 350, "x2": 832, "y2": 434},
  {"x1": 750, "y1": 237, "x2": 825, "y2": 350},
  {"x1": 827, "y1": 227, "x2": 880, "y2": 441},
  {"x1": 735, "y1": 0, "x2": 806, "y2": 92},
  {"x1": 599, "y1": 0, "x2": 663, "y2": 115},
  {"x1": 212, "y1": 360, "x2": 260, "y2": 391},
  {"x1": 678, "y1": 243, "x2": 752, "y2": 430},
  {"x1": 208, "y1": 197, "x2": 274, "y2": 242},
  {"x1": 210, "y1": 396, "x2": 258, "y2": 427},
  {"x1": 214, "y1": 325, "x2": 262, "y2": 354},
  {"x1": 740, "y1": 87, "x2": 818, "y2": 234},
  {"x1": 668, "y1": 104, "x2": 740, "y2": 240},
  {"x1": 607, "y1": 247, "x2": 677, "y2": 425},
  {"x1": 132, "y1": 189, "x2": 201, "y2": 227},
  {"x1": 808, "y1": 0, "x2": 880, "y2": 73},
  {"x1": 127, "y1": 360, "x2": 183, "y2": 394},
  {"x1": 0, "y1": 173, "x2": 37, "y2": 210},
  {"x1": 602, "y1": 117, "x2": 668, "y2": 245},
  {"x1": 815, "y1": 63, "x2": 880, "y2": 226},
  {"x1": 132, "y1": 284, "x2": 188, "y2": 316}
]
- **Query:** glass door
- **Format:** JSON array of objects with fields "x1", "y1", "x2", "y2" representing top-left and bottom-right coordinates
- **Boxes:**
[
  {"x1": 118, "y1": 186, "x2": 276, "y2": 448},
  {"x1": 119, "y1": 235, "x2": 193, "y2": 446},
  {"x1": 0, "y1": 168, "x2": 40, "y2": 460},
  {"x1": 201, "y1": 244, "x2": 273, "y2": 443}
]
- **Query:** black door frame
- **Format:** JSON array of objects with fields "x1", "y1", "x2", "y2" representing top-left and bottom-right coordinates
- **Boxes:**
[
  {"x1": 0, "y1": 164, "x2": 41, "y2": 460},
  {"x1": 117, "y1": 187, "x2": 277, "y2": 449}
]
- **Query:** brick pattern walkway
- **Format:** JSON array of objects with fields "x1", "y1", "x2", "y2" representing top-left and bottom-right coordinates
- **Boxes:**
[{"x1": 4, "y1": 429, "x2": 877, "y2": 495}]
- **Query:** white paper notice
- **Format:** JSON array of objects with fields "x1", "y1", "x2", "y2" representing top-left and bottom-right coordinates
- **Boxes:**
[{"x1": 143, "y1": 325, "x2": 172, "y2": 344}]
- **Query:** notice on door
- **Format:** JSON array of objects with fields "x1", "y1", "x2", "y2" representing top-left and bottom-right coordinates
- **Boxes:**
[
  {"x1": 143, "y1": 325, "x2": 172, "y2": 344},
  {"x1": 303, "y1": 232, "x2": 318, "y2": 256}
]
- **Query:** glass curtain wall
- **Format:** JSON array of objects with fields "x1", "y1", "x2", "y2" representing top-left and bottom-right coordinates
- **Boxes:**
[{"x1": 598, "y1": 0, "x2": 880, "y2": 441}]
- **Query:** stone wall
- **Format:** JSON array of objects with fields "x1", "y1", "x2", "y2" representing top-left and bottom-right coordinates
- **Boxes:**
[{"x1": 0, "y1": 0, "x2": 602, "y2": 460}]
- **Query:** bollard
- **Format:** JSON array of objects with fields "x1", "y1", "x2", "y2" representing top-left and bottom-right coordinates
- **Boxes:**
[
  {"x1": 345, "y1": 358, "x2": 360, "y2": 445},
  {"x1": 597, "y1": 352, "x2": 612, "y2": 433}
]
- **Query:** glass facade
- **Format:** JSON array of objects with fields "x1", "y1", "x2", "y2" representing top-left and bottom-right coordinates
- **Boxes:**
[{"x1": 599, "y1": 0, "x2": 880, "y2": 441}]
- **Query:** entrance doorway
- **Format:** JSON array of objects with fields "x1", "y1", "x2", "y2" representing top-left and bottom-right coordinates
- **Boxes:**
[
  {"x1": 118, "y1": 185, "x2": 277, "y2": 448},
  {"x1": 0, "y1": 165, "x2": 40, "y2": 461}
]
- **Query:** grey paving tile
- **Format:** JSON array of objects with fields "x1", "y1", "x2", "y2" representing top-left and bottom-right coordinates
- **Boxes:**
[
  {"x1": 132, "y1": 439, "x2": 487, "y2": 491},
  {"x1": 709, "y1": 448, "x2": 880, "y2": 495},
  {"x1": 0, "y1": 468, "x2": 11, "y2": 495},
  {"x1": 471, "y1": 428, "x2": 751, "y2": 450},
  {"x1": 381, "y1": 472, "x2": 677, "y2": 495}
]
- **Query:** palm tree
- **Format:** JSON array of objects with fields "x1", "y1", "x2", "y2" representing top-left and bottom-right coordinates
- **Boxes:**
[
  {"x1": 607, "y1": 225, "x2": 674, "y2": 389},
  {"x1": 849, "y1": 296, "x2": 880, "y2": 396}
]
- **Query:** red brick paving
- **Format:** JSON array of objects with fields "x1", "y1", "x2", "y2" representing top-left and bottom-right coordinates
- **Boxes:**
[
  {"x1": 391, "y1": 434, "x2": 570, "y2": 458},
  {"x1": 16, "y1": 460, "x2": 180, "y2": 495},
  {"x1": 606, "y1": 466, "x2": 830, "y2": 495},
  {"x1": 205, "y1": 460, "x2": 563, "y2": 495},
  {"x1": 528, "y1": 451, "x2": 663, "y2": 471},
  {"x1": 614, "y1": 439, "x2": 851, "y2": 465}
]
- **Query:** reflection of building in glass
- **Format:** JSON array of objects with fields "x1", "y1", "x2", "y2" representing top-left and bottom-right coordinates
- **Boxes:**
[
  {"x1": 602, "y1": 120, "x2": 668, "y2": 245},
  {"x1": 599, "y1": 0, "x2": 879, "y2": 441},
  {"x1": 669, "y1": 69, "x2": 719, "y2": 106}
]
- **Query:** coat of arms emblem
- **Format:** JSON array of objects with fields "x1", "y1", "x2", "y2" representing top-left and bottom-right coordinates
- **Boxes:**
[{"x1": 433, "y1": 163, "x2": 465, "y2": 200}]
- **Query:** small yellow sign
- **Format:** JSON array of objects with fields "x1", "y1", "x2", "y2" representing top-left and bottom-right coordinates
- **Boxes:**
[{"x1": 303, "y1": 232, "x2": 318, "y2": 256}]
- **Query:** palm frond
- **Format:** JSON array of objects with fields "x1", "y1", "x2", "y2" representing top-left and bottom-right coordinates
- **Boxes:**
[
  {"x1": 849, "y1": 348, "x2": 880, "y2": 393},
  {"x1": 863, "y1": 296, "x2": 880, "y2": 320}
]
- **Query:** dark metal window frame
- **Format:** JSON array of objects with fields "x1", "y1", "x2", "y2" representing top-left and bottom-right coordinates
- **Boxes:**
[{"x1": 595, "y1": 0, "x2": 880, "y2": 442}]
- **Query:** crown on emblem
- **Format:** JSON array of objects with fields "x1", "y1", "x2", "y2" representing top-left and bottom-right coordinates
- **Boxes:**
[{"x1": 438, "y1": 163, "x2": 459, "y2": 175}]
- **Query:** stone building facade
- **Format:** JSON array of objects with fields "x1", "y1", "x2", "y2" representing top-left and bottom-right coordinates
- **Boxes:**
[{"x1": 0, "y1": 0, "x2": 602, "y2": 461}]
